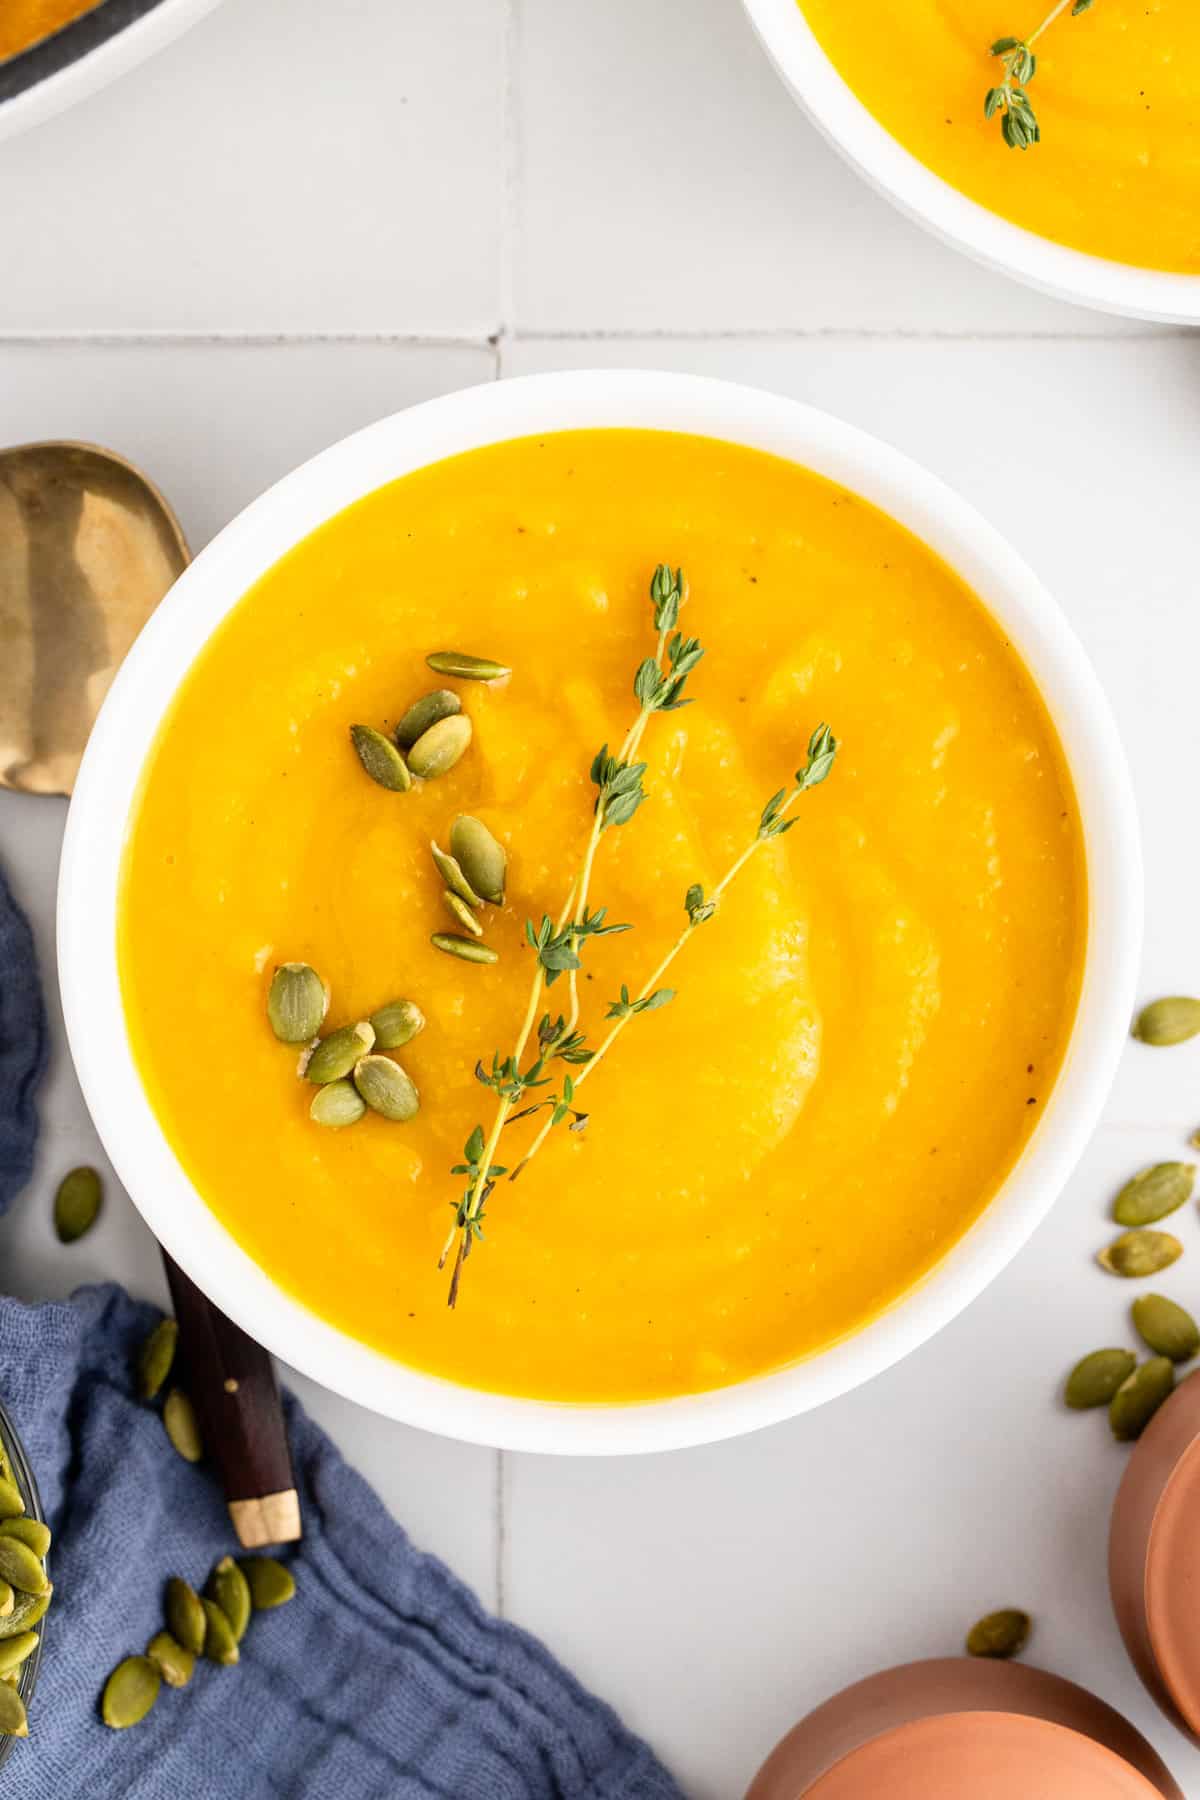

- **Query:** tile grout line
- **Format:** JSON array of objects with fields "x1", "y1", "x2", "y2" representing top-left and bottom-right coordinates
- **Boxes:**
[
  {"x1": 0, "y1": 326, "x2": 1183, "y2": 350},
  {"x1": 494, "y1": 1448, "x2": 508, "y2": 1617},
  {"x1": 492, "y1": 0, "x2": 521, "y2": 376}
]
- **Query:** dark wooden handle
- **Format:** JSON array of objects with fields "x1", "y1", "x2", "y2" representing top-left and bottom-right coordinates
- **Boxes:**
[{"x1": 160, "y1": 1251, "x2": 302, "y2": 1549}]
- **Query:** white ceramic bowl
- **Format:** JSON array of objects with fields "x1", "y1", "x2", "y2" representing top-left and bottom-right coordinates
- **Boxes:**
[
  {"x1": 741, "y1": 0, "x2": 1200, "y2": 324},
  {"x1": 58, "y1": 370, "x2": 1142, "y2": 1455}
]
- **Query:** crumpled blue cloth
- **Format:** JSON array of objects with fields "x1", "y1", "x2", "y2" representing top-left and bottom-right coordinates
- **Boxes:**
[
  {"x1": 1, "y1": 1285, "x2": 682, "y2": 1799},
  {"x1": 0, "y1": 863, "x2": 46, "y2": 1215}
]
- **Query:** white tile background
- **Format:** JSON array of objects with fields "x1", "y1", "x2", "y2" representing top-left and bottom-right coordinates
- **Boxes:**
[{"x1": 1, "y1": 0, "x2": 1198, "y2": 1793}]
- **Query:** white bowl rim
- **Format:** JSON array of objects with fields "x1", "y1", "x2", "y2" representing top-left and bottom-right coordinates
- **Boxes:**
[
  {"x1": 58, "y1": 368, "x2": 1142, "y2": 1455},
  {"x1": 740, "y1": 0, "x2": 1200, "y2": 324}
]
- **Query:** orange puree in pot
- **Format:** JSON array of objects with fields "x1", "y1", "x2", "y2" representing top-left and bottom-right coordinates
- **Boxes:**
[
  {"x1": 799, "y1": 0, "x2": 1200, "y2": 273},
  {"x1": 118, "y1": 430, "x2": 1085, "y2": 1403},
  {"x1": 1, "y1": 2, "x2": 98, "y2": 61}
]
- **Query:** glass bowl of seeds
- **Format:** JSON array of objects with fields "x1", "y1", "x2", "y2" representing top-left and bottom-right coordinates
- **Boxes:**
[{"x1": 0, "y1": 1397, "x2": 49, "y2": 1764}]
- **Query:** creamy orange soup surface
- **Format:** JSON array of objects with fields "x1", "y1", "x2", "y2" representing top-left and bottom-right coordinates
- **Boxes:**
[
  {"x1": 119, "y1": 429, "x2": 1086, "y2": 1403},
  {"x1": 1, "y1": 1, "x2": 98, "y2": 61}
]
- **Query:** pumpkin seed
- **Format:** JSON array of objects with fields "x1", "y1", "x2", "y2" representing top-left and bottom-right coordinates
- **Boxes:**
[
  {"x1": 966, "y1": 1609, "x2": 1032, "y2": 1660},
  {"x1": 0, "y1": 1680, "x2": 27, "y2": 1737},
  {"x1": 54, "y1": 1165, "x2": 102, "y2": 1243},
  {"x1": 1113, "y1": 1162, "x2": 1195, "y2": 1227},
  {"x1": 0, "y1": 1585, "x2": 12, "y2": 1621},
  {"x1": 426, "y1": 650, "x2": 510, "y2": 682},
  {"x1": 0, "y1": 1479, "x2": 24, "y2": 1521},
  {"x1": 207, "y1": 1557, "x2": 251, "y2": 1644},
  {"x1": 162, "y1": 1388, "x2": 203, "y2": 1463},
  {"x1": 0, "y1": 1587, "x2": 50, "y2": 1641},
  {"x1": 200, "y1": 1599, "x2": 239, "y2": 1665},
  {"x1": 1133, "y1": 1294, "x2": 1200, "y2": 1363},
  {"x1": 0, "y1": 1633, "x2": 37, "y2": 1678},
  {"x1": 146, "y1": 1630, "x2": 194, "y2": 1689},
  {"x1": 309, "y1": 1079, "x2": 366, "y2": 1128},
  {"x1": 0, "y1": 1520, "x2": 50, "y2": 1560},
  {"x1": 407, "y1": 714, "x2": 473, "y2": 780},
  {"x1": 165, "y1": 1577, "x2": 206, "y2": 1656},
  {"x1": 306, "y1": 1021, "x2": 376, "y2": 1084},
  {"x1": 442, "y1": 889, "x2": 484, "y2": 936},
  {"x1": 238, "y1": 1556, "x2": 295, "y2": 1611},
  {"x1": 136, "y1": 1317, "x2": 179, "y2": 1402},
  {"x1": 431, "y1": 842, "x2": 483, "y2": 908},
  {"x1": 267, "y1": 962, "x2": 327, "y2": 1043},
  {"x1": 350, "y1": 723, "x2": 412, "y2": 792},
  {"x1": 450, "y1": 814, "x2": 507, "y2": 905},
  {"x1": 1098, "y1": 1230, "x2": 1182, "y2": 1279},
  {"x1": 395, "y1": 688, "x2": 461, "y2": 749},
  {"x1": 369, "y1": 999, "x2": 425, "y2": 1050},
  {"x1": 431, "y1": 933, "x2": 498, "y2": 965},
  {"x1": 1133, "y1": 996, "x2": 1200, "y2": 1046},
  {"x1": 1111, "y1": 1357, "x2": 1175, "y2": 1441},
  {"x1": 1064, "y1": 1348, "x2": 1137, "y2": 1410},
  {"x1": 0, "y1": 1539, "x2": 47, "y2": 1598},
  {"x1": 102, "y1": 1655, "x2": 161, "y2": 1728},
  {"x1": 353, "y1": 1055, "x2": 420, "y2": 1123}
]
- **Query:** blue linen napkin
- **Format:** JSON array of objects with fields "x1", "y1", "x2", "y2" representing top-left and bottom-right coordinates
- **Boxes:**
[{"x1": 0, "y1": 862, "x2": 47, "y2": 1215}]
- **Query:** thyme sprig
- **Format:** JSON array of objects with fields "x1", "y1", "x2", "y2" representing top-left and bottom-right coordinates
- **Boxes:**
[{"x1": 985, "y1": 0, "x2": 1095, "y2": 149}]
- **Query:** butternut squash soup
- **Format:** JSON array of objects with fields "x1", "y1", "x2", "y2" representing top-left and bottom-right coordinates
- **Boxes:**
[
  {"x1": 0, "y1": 1, "x2": 99, "y2": 62},
  {"x1": 799, "y1": 0, "x2": 1200, "y2": 273},
  {"x1": 118, "y1": 430, "x2": 1085, "y2": 1403}
]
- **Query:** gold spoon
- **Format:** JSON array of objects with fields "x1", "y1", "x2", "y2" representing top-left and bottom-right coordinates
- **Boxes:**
[{"x1": 0, "y1": 438, "x2": 301, "y2": 1546}]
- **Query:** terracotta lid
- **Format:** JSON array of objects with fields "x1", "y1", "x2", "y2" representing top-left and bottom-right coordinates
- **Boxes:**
[
  {"x1": 745, "y1": 1659, "x2": 1182, "y2": 1800},
  {"x1": 1111, "y1": 1367, "x2": 1200, "y2": 1743}
]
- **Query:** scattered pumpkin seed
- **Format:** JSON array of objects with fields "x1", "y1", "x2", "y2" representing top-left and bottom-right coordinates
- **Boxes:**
[
  {"x1": 136, "y1": 1317, "x2": 179, "y2": 1402},
  {"x1": 309, "y1": 1079, "x2": 366, "y2": 1128},
  {"x1": 0, "y1": 1585, "x2": 12, "y2": 1621},
  {"x1": 146, "y1": 1630, "x2": 194, "y2": 1689},
  {"x1": 165, "y1": 1577, "x2": 206, "y2": 1656},
  {"x1": 442, "y1": 889, "x2": 484, "y2": 936},
  {"x1": 207, "y1": 1558, "x2": 251, "y2": 1644},
  {"x1": 306, "y1": 1021, "x2": 376, "y2": 1084},
  {"x1": 162, "y1": 1388, "x2": 203, "y2": 1463},
  {"x1": 350, "y1": 723, "x2": 412, "y2": 792},
  {"x1": 267, "y1": 962, "x2": 327, "y2": 1043},
  {"x1": 1132, "y1": 1294, "x2": 1200, "y2": 1363},
  {"x1": 238, "y1": 1556, "x2": 295, "y2": 1611},
  {"x1": 0, "y1": 1479, "x2": 24, "y2": 1521},
  {"x1": 431, "y1": 841, "x2": 483, "y2": 908},
  {"x1": 450, "y1": 814, "x2": 507, "y2": 905},
  {"x1": 0, "y1": 1539, "x2": 47, "y2": 1598},
  {"x1": 425, "y1": 650, "x2": 510, "y2": 682},
  {"x1": 1133, "y1": 996, "x2": 1200, "y2": 1046},
  {"x1": 1098, "y1": 1230, "x2": 1183, "y2": 1279},
  {"x1": 54, "y1": 1165, "x2": 102, "y2": 1244},
  {"x1": 431, "y1": 933, "x2": 498, "y2": 965},
  {"x1": 0, "y1": 1520, "x2": 50, "y2": 1560},
  {"x1": 200, "y1": 1598, "x2": 239, "y2": 1666},
  {"x1": 1111, "y1": 1357, "x2": 1175, "y2": 1441},
  {"x1": 0, "y1": 1588, "x2": 50, "y2": 1641},
  {"x1": 1190, "y1": 1128, "x2": 1200, "y2": 1151},
  {"x1": 407, "y1": 714, "x2": 473, "y2": 780},
  {"x1": 369, "y1": 999, "x2": 425, "y2": 1050},
  {"x1": 395, "y1": 688, "x2": 461, "y2": 749},
  {"x1": 0, "y1": 1680, "x2": 27, "y2": 1738},
  {"x1": 353, "y1": 1055, "x2": 420, "y2": 1123},
  {"x1": 1113, "y1": 1162, "x2": 1195, "y2": 1227},
  {"x1": 1064, "y1": 1348, "x2": 1138, "y2": 1410},
  {"x1": 0, "y1": 1633, "x2": 37, "y2": 1679},
  {"x1": 966, "y1": 1609, "x2": 1032, "y2": 1660},
  {"x1": 101, "y1": 1655, "x2": 161, "y2": 1729}
]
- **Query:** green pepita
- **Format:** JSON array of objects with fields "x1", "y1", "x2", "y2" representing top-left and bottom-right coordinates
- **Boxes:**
[
  {"x1": 1098, "y1": 1230, "x2": 1183, "y2": 1279},
  {"x1": 101, "y1": 1656, "x2": 161, "y2": 1729},
  {"x1": 1064, "y1": 1348, "x2": 1137, "y2": 1410},
  {"x1": 1133, "y1": 996, "x2": 1200, "y2": 1046},
  {"x1": 425, "y1": 650, "x2": 510, "y2": 682},
  {"x1": 165, "y1": 1577, "x2": 206, "y2": 1656},
  {"x1": 0, "y1": 1479, "x2": 24, "y2": 1522},
  {"x1": 0, "y1": 1585, "x2": 12, "y2": 1620},
  {"x1": 431, "y1": 933, "x2": 498, "y2": 965},
  {"x1": 1133, "y1": 1294, "x2": 1200, "y2": 1363},
  {"x1": 1113, "y1": 1162, "x2": 1195, "y2": 1227},
  {"x1": 431, "y1": 841, "x2": 483, "y2": 908},
  {"x1": 0, "y1": 1587, "x2": 51, "y2": 1641},
  {"x1": 353, "y1": 1055, "x2": 420, "y2": 1123},
  {"x1": 200, "y1": 1598, "x2": 239, "y2": 1666},
  {"x1": 1110, "y1": 1356, "x2": 1176, "y2": 1441},
  {"x1": 442, "y1": 889, "x2": 484, "y2": 936},
  {"x1": 0, "y1": 1680, "x2": 27, "y2": 1737},
  {"x1": 407, "y1": 714, "x2": 473, "y2": 780},
  {"x1": 0, "y1": 1519, "x2": 50, "y2": 1560},
  {"x1": 146, "y1": 1630, "x2": 194, "y2": 1689},
  {"x1": 309, "y1": 1079, "x2": 366, "y2": 1128},
  {"x1": 305, "y1": 1021, "x2": 376, "y2": 1084},
  {"x1": 966, "y1": 1609, "x2": 1032, "y2": 1660},
  {"x1": 54, "y1": 1165, "x2": 102, "y2": 1244},
  {"x1": 395, "y1": 689, "x2": 461, "y2": 749},
  {"x1": 208, "y1": 1557, "x2": 251, "y2": 1644},
  {"x1": 350, "y1": 723, "x2": 412, "y2": 792},
  {"x1": 450, "y1": 814, "x2": 507, "y2": 905},
  {"x1": 0, "y1": 1539, "x2": 47, "y2": 1598},
  {"x1": 369, "y1": 999, "x2": 426, "y2": 1050},
  {"x1": 136, "y1": 1317, "x2": 179, "y2": 1402},
  {"x1": 0, "y1": 1633, "x2": 37, "y2": 1679},
  {"x1": 238, "y1": 1556, "x2": 296, "y2": 1611},
  {"x1": 162, "y1": 1388, "x2": 203, "y2": 1463},
  {"x1": 267, "y1": 962, "x2": 328, "y2": 1043}
]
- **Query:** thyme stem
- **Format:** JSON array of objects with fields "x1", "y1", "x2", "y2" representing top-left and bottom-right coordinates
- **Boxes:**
[{"x1": 984, "y1": 0, "x2": 1095, "y2": 149}]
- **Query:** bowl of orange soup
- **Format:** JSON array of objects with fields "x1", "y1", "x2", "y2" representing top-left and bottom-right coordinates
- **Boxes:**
[
  {"x1": 741, "y1": 0, "x2": 1200, "y2": 322},
  {"x1": 58, "y1": 370, "x2": 1140, "y2": 1452}
]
